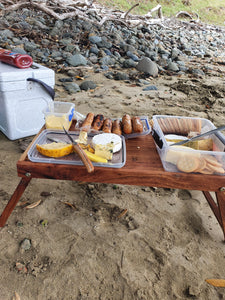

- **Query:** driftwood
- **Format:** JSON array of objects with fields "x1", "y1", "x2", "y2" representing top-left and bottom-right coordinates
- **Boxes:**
[
  {"x1": 176, "y1": 10, "x2": 200, "y2": 22},
  {"x1": 1, "y1": 0, "x2": 164, "y2": 27}
]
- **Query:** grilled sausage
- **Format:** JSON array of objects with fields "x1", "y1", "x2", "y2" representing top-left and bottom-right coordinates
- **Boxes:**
[
  {"x1": 132, "y1": 116, "x2": 143, "y2": 133},
  {"x1": 92, "y1": 114, "x2": 104, "y2": 131},
  {"x1": 122, "y1": 114, "x2": 132, "y2": 134},
  {"x1": 112, "y1": 119, "x2": 122, "y2": 135},
  {"x1": 102, "y1": 118, "x2": 112, "y2": 133},
  {"x1": 81, "y1": 112, "x2": 95, "y2": 132}
]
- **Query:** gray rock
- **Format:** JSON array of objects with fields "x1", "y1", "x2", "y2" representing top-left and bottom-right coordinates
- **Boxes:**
[
  {"x1": 114, "y1": 72, "x2": 129, "y2": 81},
  {"x1": 90, "y1": 47, "x2": 99, "y2": 55},
  {"x1": 20, "y1": 238, "x2": 31, "y2": 251},
  {"x1": 63, "y1": 83, "x2": 81, "y2": 94},
  {"x1": 89, "y1": 54, "x2": 98, "y2": 64},
  {"x1": 79, "y1": 81, "x2": 97, "y2": 91},
  {"x1": 0, "y1": 29, "x2": 14, "y2": 38},
  {"x1": 143, "y1": 85, "x2": 158, "y2": 91},
  {"x1": 13, "y1": 48, "x2": 27, "y2": 55},
  {"x1": 138, "y1": 79, "x2": 151, "y2": 85},
  {"x1": 136, "y1": 57, "x2": 158, "y2": 77},
  {"x1": 59, "y1": 78, "x2": 73, "y2": 82},
  {"x1": 96, "y1": 37, "x2": 112, "y2": 49},
  {"x1": 167, "y1": 62, "x2": 179, "y2": 72},
  {"x1": 126, "y1": 51, "x2": 139, "y2": 62},
  {"x1": 89, "y1": 35, "x2": 102, "y2": 44},
  {"x1": 123, "y1": 58, "x2": 137, "y2": 68},
  {"x1": 51, "y1": 51, "x2": 62, "y2": 58},
  {"x1": 104, "y1": 72, "x2": 114, "y2": 79},
  {"x1": 99, "y1": 55, "x2": 115, "y2": 66},
  {"x1": 24, "y1": 41, "x2": 39, "y2": 52},
  {"x1": 171, "y1": 48, "x2": 180, "y2": 59},
  {"x1": 121, "y1": 43, "x2": 136, "y2": 53},
  {"x1": 191, "y1": 69, "x2": 205, "y2": 76},
  {"x1": 66, "y1": 54, "x2": 87, "y2": 67}
]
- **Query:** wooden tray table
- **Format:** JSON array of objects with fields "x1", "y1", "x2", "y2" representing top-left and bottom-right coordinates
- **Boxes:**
[{"x1": 1, "y1": 127, "x2": 225, "y2": 240}]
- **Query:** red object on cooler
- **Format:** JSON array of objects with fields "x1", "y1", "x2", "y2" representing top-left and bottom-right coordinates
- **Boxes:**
[{"x1": 0, "y1": 49, "x2": 33, "y2": 69}]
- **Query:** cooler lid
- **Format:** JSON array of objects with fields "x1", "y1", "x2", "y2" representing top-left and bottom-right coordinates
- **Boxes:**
[{"x1": 0, "y1": 62, "x2": 55, "y2": 82}]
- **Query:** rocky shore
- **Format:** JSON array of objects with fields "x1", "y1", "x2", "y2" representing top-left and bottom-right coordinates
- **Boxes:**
[{"x1": 1, "y1": 6, "x2": 225, "y2": 81}]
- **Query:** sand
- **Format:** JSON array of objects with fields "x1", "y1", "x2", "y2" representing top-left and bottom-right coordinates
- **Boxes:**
[{"x1": 0, "y1": 57, "x2": 225, "y2": 300}]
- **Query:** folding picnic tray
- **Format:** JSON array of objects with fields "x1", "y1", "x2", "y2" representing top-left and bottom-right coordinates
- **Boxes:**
[{"x1": 1, "y1": 125, "x2": 225, "y2": 240}]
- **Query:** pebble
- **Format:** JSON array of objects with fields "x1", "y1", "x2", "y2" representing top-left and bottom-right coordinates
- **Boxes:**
[
  {"x1": 143, "y1": 85, "x2": 158, "y2": 91},
  {"x1": 20, "y1": 238, "x2": 31, "y2": 251},
  {"x1": 66, "y1": 54, "x2": 87, "y2": 67},
  {"x1": 62, "y1": 82, "x2": 81, "y2": 94},
  {"x1": 79, "y1": 80, "x2": 97, "y2": 91},
  {"x1": 136, "y1": 58, "x2": 159, "y2": 77}
]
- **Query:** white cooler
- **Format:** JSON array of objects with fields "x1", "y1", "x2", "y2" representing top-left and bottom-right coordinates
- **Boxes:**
[{"x1": 0, "y1": 62, "x2": 55, "y2": 140}]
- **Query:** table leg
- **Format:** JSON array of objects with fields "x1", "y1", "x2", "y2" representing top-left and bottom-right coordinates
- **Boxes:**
[
  {"x1": 203, "y1": 191, "x2": 225, "y2": 240},
  {"x1": 0, "y1": 177, "x2": 31, "y2": 227},
  {"x1": 216, "y1": 191, "x2": 225, "y2": 240}
]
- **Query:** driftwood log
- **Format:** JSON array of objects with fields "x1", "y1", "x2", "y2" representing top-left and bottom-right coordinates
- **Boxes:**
[
  {"x1": 2, "y1": 0, "x2": 221, "y2": 31},
  {"x1": 1, "y1": 0, "x2": 164, "y2": 27}
]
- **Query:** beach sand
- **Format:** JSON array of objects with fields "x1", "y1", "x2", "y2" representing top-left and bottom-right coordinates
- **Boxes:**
[{"x1": 0, "y1": 58, "x2": 225, "y2": 299}]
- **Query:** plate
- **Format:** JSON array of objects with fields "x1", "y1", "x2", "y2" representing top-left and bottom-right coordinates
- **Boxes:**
[
  {"x1": 75, "y1": 115, "x2": 151, "y2": 139},
  {"x1": 28, "y1": 130, "x2": 126, "y2": 168}
]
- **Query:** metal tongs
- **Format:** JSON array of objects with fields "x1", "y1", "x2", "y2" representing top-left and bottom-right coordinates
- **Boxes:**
[
  {"x1": 171, "y1": 125, "x2": 225, "y2": 146},
  {"x1": 63, "y1": 127, "x2": 94, "y2": 173}
]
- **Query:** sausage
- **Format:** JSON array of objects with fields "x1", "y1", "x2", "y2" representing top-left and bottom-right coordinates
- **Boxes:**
[
  {"x1": 102, "y1": 118, "x2": 112, "y2": 133},
  {"x1": 92, "y1": 114, "x2": 104, "y2": 131},
  {"x1": 122, "y1": 114, "x2": 132, "y2": 134},
  {"x1": 81, "y1": 112, "x2": 95, "y2": 132},
  {"x1": 112, "y1": 119, "x2": 122, "y2": 135},
  {"x1": 132, "y1": 116, "x2": 143, "y2": 133}
]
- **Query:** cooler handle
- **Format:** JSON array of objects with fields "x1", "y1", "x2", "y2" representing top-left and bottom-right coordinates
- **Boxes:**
[{"x1": 27, "y1": 78, "x2": 55, "y2": 100}]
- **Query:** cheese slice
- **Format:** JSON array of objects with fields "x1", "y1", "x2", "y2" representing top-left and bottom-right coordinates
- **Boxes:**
[
  {"x1": 75, "y1": 130, "x2": 88, "y2": 144},
  {"x1": 92, "y1": 133, "x2": 122, "y2": 153},
  {"x1": 165, "y1": 145, "x2": 200, "y2": 165},
  {"x1": 95, "y1": 144, "x2": 113, "y2": 160}
]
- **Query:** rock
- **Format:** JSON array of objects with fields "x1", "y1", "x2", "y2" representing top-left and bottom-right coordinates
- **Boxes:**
[
  {"x1": 90, "y1": 47, "x2": 99, "y2": 55},
  {"x1": 138, "y1": 79, "x2": 151, "y2": 85},
  {"x1": 63, "y1": 82, "x2": 81, "y2": 94},
  {"x1": 143, "y1": 85, "x2": 158, "y2": 91},
  {"x1": 167, "y1": 62, "x2": 179, "y2": 72},
  {"x1": 191, "y1": 68, "x2": 205, "y2": 76},
  {"x1": 59, "y1": 78, "x2": 73, "y2": 82},
  {"x1": 20, "y1": 238, "x2": 31, "y2": 251},
  {"x1": 13, "y1": 48, "x2": 27, "y2": 54},
  {"x1": 66, "y1": 54, "x2": 87, "y2": 67},
  {"x1": 113, "y1": 72, "x2": 129, "y2": 81},
  {"x1": 79, "y1": 81, "x2": 97, "y2": 91},
  {"x1": 0, "y1": 29, "x2": 14, "y2": 39},
  {"x1": 89, "y1": 35, "x2": 102, "y2": 44},
  {"x1": 126, "y1": 51, "x2": 139, "y2": 62},
  {"x1": 24, "y1": 41, "x2": 39, "y2": 52},
  {"x1": 136, "y1": 57, "x2": 158, "y2": 77},
  {"x1": 99, "y1": 55, "x2": 115, "y2": 66},
  {"x1": 123, "y1": 58, "x2": 137, "y2": 68}
]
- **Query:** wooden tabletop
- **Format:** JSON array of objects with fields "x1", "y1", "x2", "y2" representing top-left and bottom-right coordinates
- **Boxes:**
[{"x1": 17, "y1": 131, "x2": 225, "y2": 192}]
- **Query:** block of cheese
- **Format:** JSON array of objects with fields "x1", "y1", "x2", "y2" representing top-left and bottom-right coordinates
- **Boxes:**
[
  {"x1": 92, "y1": 133, "x2": 122, "y2": 160},
  {"x1": 92, "y1": 133, "x2": 122, "y2": 153},
  {"x1": 75, "y1": 130, "x2": 88, "y2": 144},
  {"x1": 95, "y1": 144, "x2": 114, "y2": 160},
  {"x1": 186, "y1": 139, "x2": 213, "y2": 151},
  {"x1": 165, "y1": 145, "x2": 200, "y2": 165}
]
